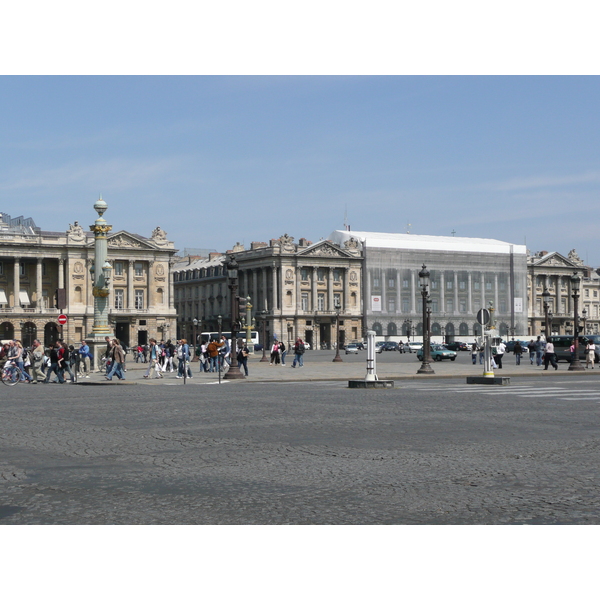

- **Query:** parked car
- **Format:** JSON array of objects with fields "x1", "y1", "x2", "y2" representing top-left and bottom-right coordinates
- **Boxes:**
[
  {"x1": 416, "y1": 344, "x2": 457, "y2": 362},
  {"x1": 303, "y1": 342, "x2": 311, "y2": 350},
  {"x1": 445, "y1": 341, "x2": 470, "y2": 352},
  {"x1": 345, "y1": 343, "x2": 359, "y2": 354},
  {"x1": 382, "y1": 341, "x2": 399, "y2": 351},
  {"x1": 406, "y1": 341, "x2": 423, "y2": 353}
]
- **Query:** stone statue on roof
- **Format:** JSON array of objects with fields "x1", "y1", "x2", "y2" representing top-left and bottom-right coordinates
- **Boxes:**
[
  {"x1": 67, "y1": 220, "x2": 85, "y2": 241},
  {"x1": 151, "y1": 226, "x2": 168, "y2": 245}
]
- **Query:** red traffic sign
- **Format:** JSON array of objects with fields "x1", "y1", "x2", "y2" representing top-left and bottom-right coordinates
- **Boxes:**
[{"x1": 57, "y1": 314, "x2": 68, "y2": 325}]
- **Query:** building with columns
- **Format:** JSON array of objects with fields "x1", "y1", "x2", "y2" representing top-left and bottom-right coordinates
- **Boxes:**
[
  {"x1": 174, "y1": 234, "x2": 364, "y2": 349},
  {"x1": 329, "y1": 230, "x2": 529, "y2": 342},
  {"x1": 527, "y1": 248, "x2": 600, "y2": 337},
  {"x1": 0, "y1": 212, "x2": 177, "y2": 348}
]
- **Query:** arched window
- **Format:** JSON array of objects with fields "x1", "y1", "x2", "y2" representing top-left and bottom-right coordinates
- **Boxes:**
[
  {"x1": 431, "y1": 322, "x2": 441, "y2": 336},
  {"x1": 446, "y1": 322, "x2": 455, "y2": 336},
  {"x1": 387, "y1": 322, "x2": 397, "y2": 336},
  {"x1": 459, "y1": 322, "x2": 469, "y2": 336},
  {"x1": 416, "y1": 322, "x2": 423, "y2": 335},
  {"x1": 372, "y1": 322, "x2": 383, "y2": 336},
  {"x1": 473, "y1": 323, "x2": 482, "y2": 336}
]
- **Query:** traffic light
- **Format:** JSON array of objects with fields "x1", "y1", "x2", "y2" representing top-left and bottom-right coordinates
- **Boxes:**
[{"x1": 238, "y1": 296, "x2": 247, "y2": 314}]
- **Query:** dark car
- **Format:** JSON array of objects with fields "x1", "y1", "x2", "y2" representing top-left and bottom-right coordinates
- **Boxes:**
[
  {"x1": 382, "y1": 341, "x2": 399, "y2": 351},
  {"x1": 548, "y1": 335, "x2": 600, "y2": 363},
  {"x1": 504, "y1": 340, "x2": 528, "y2": 354},
  {"x1": 445, "y1": 341, "x2": 469, "y2": 352}
]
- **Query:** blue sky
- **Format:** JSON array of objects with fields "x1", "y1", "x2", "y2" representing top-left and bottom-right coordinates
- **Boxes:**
[{"x1": 2, "y1": 75, "x2": 599, "y2": 263}]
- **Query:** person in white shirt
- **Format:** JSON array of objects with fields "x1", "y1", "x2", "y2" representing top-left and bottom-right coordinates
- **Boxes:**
[
  {"x1": 543, "y1": 340, "x2": 558, "y2": 370},
  {"x1": 586, "y1": 341, "x2": 596, "y2": 369}
]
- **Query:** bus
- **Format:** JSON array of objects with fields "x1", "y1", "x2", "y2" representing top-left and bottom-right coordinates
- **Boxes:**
[{"x1": 200, "y1": 331, "x2": 260, "y2": 349}]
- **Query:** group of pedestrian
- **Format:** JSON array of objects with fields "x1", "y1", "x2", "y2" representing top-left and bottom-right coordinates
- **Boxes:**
[{"x1": 269, "y1": 339, "x2": 287, "y2": 365}]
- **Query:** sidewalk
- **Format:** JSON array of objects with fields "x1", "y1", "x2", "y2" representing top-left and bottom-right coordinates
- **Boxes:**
[{"x1": 77, "y1": 354, "x2": 600, "y2": 385}]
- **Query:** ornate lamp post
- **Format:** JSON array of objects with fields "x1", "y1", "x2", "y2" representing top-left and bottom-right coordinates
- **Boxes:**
[
  {"x1": 192, "y1": 318, "x2": 199, "y2": 361},
  {"x1": 569, "y1": 272, "x2": 585, "y2": 371},
  {"x1": 224, "y1": 255, "x2": 244, "y2": 379},
  {"x1": 258, "y1": 310, "x2": 269, "y2": 362},
  {"x1": 332, "y1": 298, "x2": 343, "y2": 363},
  {"x1": 244, "y1": 296, "x2": 254, "y2": 354},
  {"x1": 88, "y1": 196, "x2": 113, "y2": 371},
  {"x1": 582, "y1": 308, "x2": 588, "y2": 335},
  {"x1": 417, "y1": 264, "x2": 434, "y2": 374},
  {"x1": 542, "y1": 287, "x2": 551, "y2": 339}
]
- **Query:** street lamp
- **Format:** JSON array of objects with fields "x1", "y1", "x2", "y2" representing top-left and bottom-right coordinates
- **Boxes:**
[
  {"x1": 258, "y1": 310, "x2": 269, "y2": 362},
  {"x1": 332, "y1": 298, "x2": 343, "y2": 363},
  {"x1": 403, "y1": 319, "x2": 412, "y2": 342},
  {"x1": 192, "y1": 318, "x2": 199, "y2": 361},
  {"x1": 582, "y1": 308, "x2": 588, "y2": 336},
  {"x1": 569, "y1": 272, "x2": 585, "y2": 371},
  {"x1": 542, "y1": 287, "x2": 550, "y2": 339},
  {"x1": 417, "y1": 264, "x2": 434, "y2": 374},
  {"x1": 224, "y1": 255, "x2": 244, "y2": 379}
]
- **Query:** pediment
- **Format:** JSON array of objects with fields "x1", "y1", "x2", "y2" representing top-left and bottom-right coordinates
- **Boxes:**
[
  {"x1": 105, "y1": 231, "x2": 157, "y2": 250},
  {"x1": 297, "y1": 240, "x2": 355, "y2": 259},
  {"x1": 533, "y1": 251, "x2": 579, "y2": 269}
]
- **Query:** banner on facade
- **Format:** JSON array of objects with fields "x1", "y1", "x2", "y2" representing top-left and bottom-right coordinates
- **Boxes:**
[
  {"x1": 371, "y1": 295, "x2": 382, "y2": 312},
  {"x1": 514, "y1": 297, "x2": 523, "y2": 313}
]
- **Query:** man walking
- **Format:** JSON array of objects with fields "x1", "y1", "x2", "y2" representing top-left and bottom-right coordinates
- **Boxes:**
[
  {"x1": 106, "y1": 339, "x2": 126, "y2": 381},
  {"x1": 291, "y1": 338, "x2": 305, "y2": 368},
  {"x1": 534, "y1": 336, "x2": 544, "y2": 367}
]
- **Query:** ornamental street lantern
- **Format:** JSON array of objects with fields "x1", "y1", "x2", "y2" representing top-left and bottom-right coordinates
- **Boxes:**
[
  {"x1": 417, "y1": 264, "x2": 434, "y2": 374},
  {"x1": 569, "y1": 271, "x2": 585, "y2": 371},
  {"x1": 88, "y1": 196, "x2": 113, "y2": 370},
  {"x1": 224, "y1": 254, "x2": 245, "y2": 379}
]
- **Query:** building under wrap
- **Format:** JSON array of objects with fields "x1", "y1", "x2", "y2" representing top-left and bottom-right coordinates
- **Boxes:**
[{"x1": 329, "y1": 230, "x2": 528, "y2": 343}]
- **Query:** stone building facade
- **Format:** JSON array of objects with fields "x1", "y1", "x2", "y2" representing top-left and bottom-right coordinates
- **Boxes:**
[
  {"x1": 174, "y1": 234, "x2": 364, "y2": 349},
  {"x1": 0, "y1": 212, "x2": 177, "y2": 348},
  {"x1": 329, "y1": 230, "x2": 529, "y2": 342},
  {"x1": 527, "y1": 249, "x2": 600, "y2": 337}
]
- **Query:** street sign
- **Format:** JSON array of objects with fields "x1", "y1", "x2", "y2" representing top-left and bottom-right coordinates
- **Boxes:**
[
  {"x1": 57, "y1": 314, "x2": 68, "y2": 325},
  {"x1": 476, "y1": 308, "x2": 490, "y2": 326}
]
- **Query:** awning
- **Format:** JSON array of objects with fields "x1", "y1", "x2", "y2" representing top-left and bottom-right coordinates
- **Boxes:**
[
  {"x1": 0, "y1": 289, "x2": 7, "y2": 304},
  {"x1": 19, "y1": 290, "x2": 30, "y2": 305}
]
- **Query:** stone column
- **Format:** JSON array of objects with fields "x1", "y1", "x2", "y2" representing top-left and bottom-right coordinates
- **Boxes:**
[
  {"x1": 262, "y1": 267, "x2": 268, "y2": 311},
  {"x1": 36, "y1": 259, "x2": 43, "y2": 312},
  {"x1": 454, "y1": 271, "x2": 459, "y2": 315},
  {"x1": 58, "y1": 258, "x2": 65, "y2": 290},
  {"x1": 440, "y1": 271, "x2": 445, "y2": 315},
  {"x1": 296, "y1": 267, "x2": 302, "y2": 312},
  {"x1": 128, "y1": 260, "x2": 135, "y2": 309},
  {"x1": 396, "y1": 270, "x2": 401, "y2": 314},
  {"x1": 13, "y1": 258, "x2": 19, "y2": 308},
  {"x1": 312, "y1": 267, "x2": 318, "y2": 313},
  {"x1": 494, "y1": 273, "x2": 499, "y2": 313},
  {"x1": 252, "y1": 270, "x2": 258, "y2": 313},
  {"x1": 169, "y1": 260, "x2": 175, "y2": 310},
  {"x1": 410, "y1": 269, "x2": 417, "y2": 314},
  {"x1": 468, "y1": 272, "x2": 473, "y2": 314},
  {"x1": 327, "y1": 267, "x2": 334, "y2": 311},
  {"x1": 344, "y1": 268, "x2": 351, "y2": 312},
  {"x1": 379, "y1": 270, "x2": 386, "y2": 315},
  {"x1": 272, "y1": 265, "x2": 278, "y2": 312},
  {"x1": 481, "y1": 272, "x2": 486, "y2": 307}
]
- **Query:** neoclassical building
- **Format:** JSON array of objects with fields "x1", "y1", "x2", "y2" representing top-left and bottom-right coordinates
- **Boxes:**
[
  {"x1": 174, "y1": 234, "x2": 364, "y2": 349},
  {"x1": 0, "y1": 212, "x2": 177, "y2": 347},
  {"x1": 527, "y1": 249, "x2": 600, "y2": 337},
  {"x1": 329, "y1": 230, "x2": 529, "y2": 342}
]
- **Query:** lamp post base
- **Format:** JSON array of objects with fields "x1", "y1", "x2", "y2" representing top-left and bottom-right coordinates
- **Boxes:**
[
  {"x1": 568, "y1": 359, "x2": 585, "y2": 371},
  {"x1": 223, "y1": 365, "x2": 246, "y2": 379},
  {"x1": 332, "y1": 353, "x2": 343, "y2": 362},
  {"x1": 417, "y1": 361, "x2": 435, "y2": 374}
]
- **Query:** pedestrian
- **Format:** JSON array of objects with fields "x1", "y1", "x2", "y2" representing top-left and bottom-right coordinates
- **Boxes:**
[
  {"x1": 543, "y1": 339, "x2": 558, "y2": 370},
  {"x1": 495, "y1": 340, "x2": 506, "y2": 369},
  {"x1": 478, "y1": 343, "x2": 485, "y2": 365},
  {"x1": 219, "y1": 335, "x2": 230, "y2": 370},
  {"x1": 143, "y1": 339, "x2": 163, "y2": 379},
  {"x1": 534, "y1": 336, "x2": 544, "y2": 366},
  {"x1": 291, "y1": 338, "x2": 305, "y2": 368},
  {"x1": 199, "y1": 342, "x2": 209, "y2": 372},
  {"x1": 207, "y1": 338, "x2": 222, "y2": 372},
  {"x1": 176, "y1": 339, "x2": 192, "y2": 379},
  {"x1": 103, "y1": 336, "x2": 112, "y2": 373},
  {"x1": 237, "y1": 339, "x2": 249, "y2": 376},
  {"x1": 471, "y1": 341, "x2": 478, "y2": 365},
  {"x1": 44, "y1": 342, "x2": 65, "y2": 384},
  {"x1": 586, "y1": 339, "x2": 596, "y2": 369},
  {"x1": 514, "y1": 340, "x2": 523, "y2": 365},
  {"x1": 270, "y1": 340, "x2": 280, "y2": 365},
  {"x1": 30, "y1": 339, "x2": 45, "y2": 384},
  {"x1": 61, "y1": 343, "x2": 76, "y2": 383},
  {"x1": 527, "y1": 339, "x2": 535, "y2": 364},
  {"x1": 15, "y1": 340, "x2": 33, "y2": 382},
  {"x1": 106, "y1": 338, "x2": 126, "y2": 380},
  {"x1": 279, "y1": 340, "x2": 287, "y2": 365},
  {"x1": 79, "y1": 340, "x2": 91, "y2": 378}
]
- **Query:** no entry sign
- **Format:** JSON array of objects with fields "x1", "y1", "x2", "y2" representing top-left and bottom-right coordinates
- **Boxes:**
[{"x1": 57, "y1": 314, "x2": 68, "y2": 325}]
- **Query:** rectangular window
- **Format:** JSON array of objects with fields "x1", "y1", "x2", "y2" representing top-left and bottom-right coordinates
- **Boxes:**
[
  {"x1": 431, "y1": 299, "x2": 438, "y2": 313},
  {"x1": 402, "y1": 298, "x2": 409, "y2": 312},
  {"x1": 373, "y1": 275, "x2": 380, "y2": 288},
  {"x1": 333, "y1": 270, "x2": 341, "y2": 282},
  {"x1": 460, "y1": 299, "x2": 467, "y2": 312},
  {"x1": 317, "y1": 293, "x2": 325, "y2": 311},
  {"x1": 446, "y1": 280, "x2": 453, "y2": 290},
  {"x1": 388, "y1": 277, "x2": 395, "y2": 288},
  {"x1": 403, "y1": 279, "x2": 409, "y2": 289},
  {"x1": 301, "y1": 292, "x2": 309, "y2": 311},
  {"x1": 431, "y1": 280, "x2": 438, "y2": 290},
  {"x1": 334, "y1": 293, "x2": 342, "y2": 309},
  {"x1": 318, "y1": 269, "x2": 325, "y2": 282},
  {"x1": 388, "y1": 297, "x2": 395, "y2": 312},
  {"x1": 446, "y1": 298, "x2": 453, "y2": 312},
  {"x1": 474, "y1": 281, "x2": 480, "y2": 290},
  {"x1": 594, "y1": 290, "x2": 598, "y2": 298},
  {"x1": 115, "y1": 262, "x2": 124, "y2": 276},
  {"x1": 459, "y1": 281, "x2": 466, "y2": 290},
  {"x1": 114, "y1": 289, "x2": 124, "y2": 309},
  {"x1": 301, "y1": 268, "x2": 309, "y2": 281},
  {"x1": 585, "y1": 289, "x2": 590, "y2": 297},
  {"x1": 135, "y1": 262, "x2": 143, "y2": 277},
  {"x1": 486, "y1": 282, "x2": 492, "y2": 290},
  {"x1": 135, "y1": 290, "x2": 144, "y2": 309}
]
